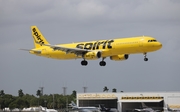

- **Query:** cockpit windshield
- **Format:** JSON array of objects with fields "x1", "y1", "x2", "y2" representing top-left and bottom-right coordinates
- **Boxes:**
[{"x1": 148, "y1": 40, "x2": 157, "y2": 42}]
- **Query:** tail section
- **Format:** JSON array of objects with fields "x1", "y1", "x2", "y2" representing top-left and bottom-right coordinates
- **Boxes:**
[
  {"x1": 99, "y1": 105, "x2": 106, "y2": 111},
  {"x1": 166, "y1": 104, "x2": 172, "y2": 111},
  {"x1": 70, "y1": 101, "x2": 78, "y2": 108},
  {"x1": 70, "y1": 101, "x2": 78, "y2": 109},
  {"x1": 99, "y1": 105, "x2": 111, "y2": 111},
  {"x1": 31, "y1": 26, "x2": 49, "y2": 48},
  {"x1": 141, "y1": 102, "x2": 148, "y2": 108}
]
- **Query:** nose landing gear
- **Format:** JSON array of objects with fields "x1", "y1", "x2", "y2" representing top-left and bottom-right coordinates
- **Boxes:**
[{"x1": 144, "y1": 53, "x2": 148, "y2": 61}]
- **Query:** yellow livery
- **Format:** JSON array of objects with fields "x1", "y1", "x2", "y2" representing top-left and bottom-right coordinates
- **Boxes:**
[{"x1": 21, "y1": 26, "x2": 162, "y2": 66}]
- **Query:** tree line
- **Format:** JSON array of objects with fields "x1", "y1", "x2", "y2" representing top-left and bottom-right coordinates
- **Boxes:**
[
  {"x1": 0, "y1": 86, "x2": 117, "y2": 110},
  {"x1": 0, "y1": 90, "x2": 76, "y2": 110}
]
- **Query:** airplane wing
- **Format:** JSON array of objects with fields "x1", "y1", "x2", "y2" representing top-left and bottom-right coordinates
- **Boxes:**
[
  {"x1": 45, "y1": 44, "x2": 90, "y2": 54},
  {"x1": 36, "y1": 42, "x2": 101, "y2": 57}
]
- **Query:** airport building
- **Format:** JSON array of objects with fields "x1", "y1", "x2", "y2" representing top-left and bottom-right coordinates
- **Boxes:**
[{"x1": 77, "y1": 91, "x2": 180, "y2": 112}]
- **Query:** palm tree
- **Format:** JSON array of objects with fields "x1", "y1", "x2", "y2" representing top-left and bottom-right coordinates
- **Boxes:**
[
  {"x1": 103, "y1": 86, "x2": 109, "y2": 92},
  {"x1": 36, "y1": 90, "x2": 41, "y2": 97},
  {"x1": 0, "y1": 90, "x2": 5, "y2": 96},
  {"x1": 71, "y1": 90, "x2": 76, "y2": 97},
  {"x1": 18, "y1": 89, "x2": 24, "y2": 97}
]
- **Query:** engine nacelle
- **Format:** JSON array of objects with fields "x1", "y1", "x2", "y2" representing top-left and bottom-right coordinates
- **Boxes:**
[
  {"x1": 110, "y1": 54, "x2": 129, "y2": 61},
  {"x1": 84, "y1": 51, "x2": 101, "y2": 60}
]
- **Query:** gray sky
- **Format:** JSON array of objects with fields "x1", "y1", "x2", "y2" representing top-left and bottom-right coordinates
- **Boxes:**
[{"x1": 0, "y1": 0, "x2": 180, "y2": 96}]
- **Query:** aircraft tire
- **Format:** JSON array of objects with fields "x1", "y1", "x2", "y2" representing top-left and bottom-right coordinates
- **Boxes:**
[
  {"x1": 144, "y1": 58, "x2": 148, "y2": 61},
  {"x1": 81, "y1": 60, "x2": 88, "y2": 66},
  {"x1": 99, "y1": 61, "x2": 106, "y2": 66}
]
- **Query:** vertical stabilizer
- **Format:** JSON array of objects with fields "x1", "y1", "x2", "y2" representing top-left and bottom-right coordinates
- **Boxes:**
[
  {"x1": 71, "y1": 101, "x2": 78, "y2": 108},
  {"x1": 141, "y1": 102, "x2": 148, "y2": 108},
  {"x1": 31, "y1": 26, "x2": 49, "y2": 48}
]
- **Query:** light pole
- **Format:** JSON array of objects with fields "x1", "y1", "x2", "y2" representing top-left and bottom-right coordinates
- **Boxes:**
[
  {"x1": 44, "y1": 100, "x2": 47, "y2": 107},
  {"x1": 53, "y1": 94, "x2": 54, "y2": 109}
]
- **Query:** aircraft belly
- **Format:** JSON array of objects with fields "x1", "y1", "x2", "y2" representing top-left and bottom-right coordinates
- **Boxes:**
[
  {"x1": 55, "y1": 52, "x2": 79, "y2": 60},
  {"x1": 111, "y1": 47, "x2": 130, "y2": 55}
]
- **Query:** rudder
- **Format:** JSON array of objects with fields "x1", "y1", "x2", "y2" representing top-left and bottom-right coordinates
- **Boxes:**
[{"x1": 31, "y1": 26, "x2": 49, "y2": 48}]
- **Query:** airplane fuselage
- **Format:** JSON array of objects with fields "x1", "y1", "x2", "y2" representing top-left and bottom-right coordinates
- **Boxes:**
[
  {"x1": 31, "y1": 36, "x2": 162, "y2": 60},
  {"x1": 22, "y1": 26, "x2": 162, "y2": 66}
]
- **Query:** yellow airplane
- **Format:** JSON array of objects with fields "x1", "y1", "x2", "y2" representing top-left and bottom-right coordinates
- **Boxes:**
[{"x1": 21, "y1": 26, "x2": 162, "y2": 66}]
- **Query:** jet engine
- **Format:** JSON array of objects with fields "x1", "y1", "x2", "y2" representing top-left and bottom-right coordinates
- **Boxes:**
[
  {"x1": 110, "y1": 54, "x2": 129, "y2": 61},
  {"x1": 84, "y1": 51, "x2": 101, "y2": 60}
]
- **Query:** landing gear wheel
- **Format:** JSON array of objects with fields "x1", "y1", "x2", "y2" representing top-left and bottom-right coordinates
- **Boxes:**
[
  {"x1": 81, "y1": 60, "x2": 88, "y2": 66},
  {"x1": 99, "y1": 61, "x2": 106, "y2": 66},
  {"x1": 144, "y1": 58, "x2": 148, "y2": 61},
  {"x1": 143, "y1": 53, "x2": 148, "y2": 61}
]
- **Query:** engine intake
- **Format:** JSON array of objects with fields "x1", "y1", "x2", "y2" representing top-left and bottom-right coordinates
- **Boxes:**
[{"x1": 110, "y1": 54, "x2": 129, "y2": 61}]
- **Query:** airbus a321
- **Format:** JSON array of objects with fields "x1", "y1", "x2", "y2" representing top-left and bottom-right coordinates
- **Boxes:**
[{"x1": 21, "y1": 26, "x2": 162, "y2": 66}]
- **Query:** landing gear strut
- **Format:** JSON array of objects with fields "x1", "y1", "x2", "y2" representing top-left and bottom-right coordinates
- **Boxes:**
[
  {"x1": 99, "y1": 58, "x2": 106, "y2": 66},
  {"x1": 144, "y1": 53, "x2": 148, "y2": 61}
]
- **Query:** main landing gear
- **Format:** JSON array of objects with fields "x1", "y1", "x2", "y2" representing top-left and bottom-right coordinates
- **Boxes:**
[
  {"x1": 144, "y1": 53, "x2": 148, "y2": 61},
  {"x1": 81, "y1": 58, "x2": 106, "y2": 66},
  {"x1": 99, "y1": 58, "x2": 106, "y2": 66},
  {"x1": 81, "y1": 60, "x2": 88, "y2": 66}
]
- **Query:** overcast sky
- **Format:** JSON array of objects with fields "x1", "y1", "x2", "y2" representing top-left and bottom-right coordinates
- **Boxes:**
[{"x1": 0, "y1": 0, "x2": 180, "y2": 96}]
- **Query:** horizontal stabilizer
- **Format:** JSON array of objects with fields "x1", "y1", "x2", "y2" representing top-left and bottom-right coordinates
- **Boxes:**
[{"x1": 20, "y1": 49, "x2": 41, "y2": 54}]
